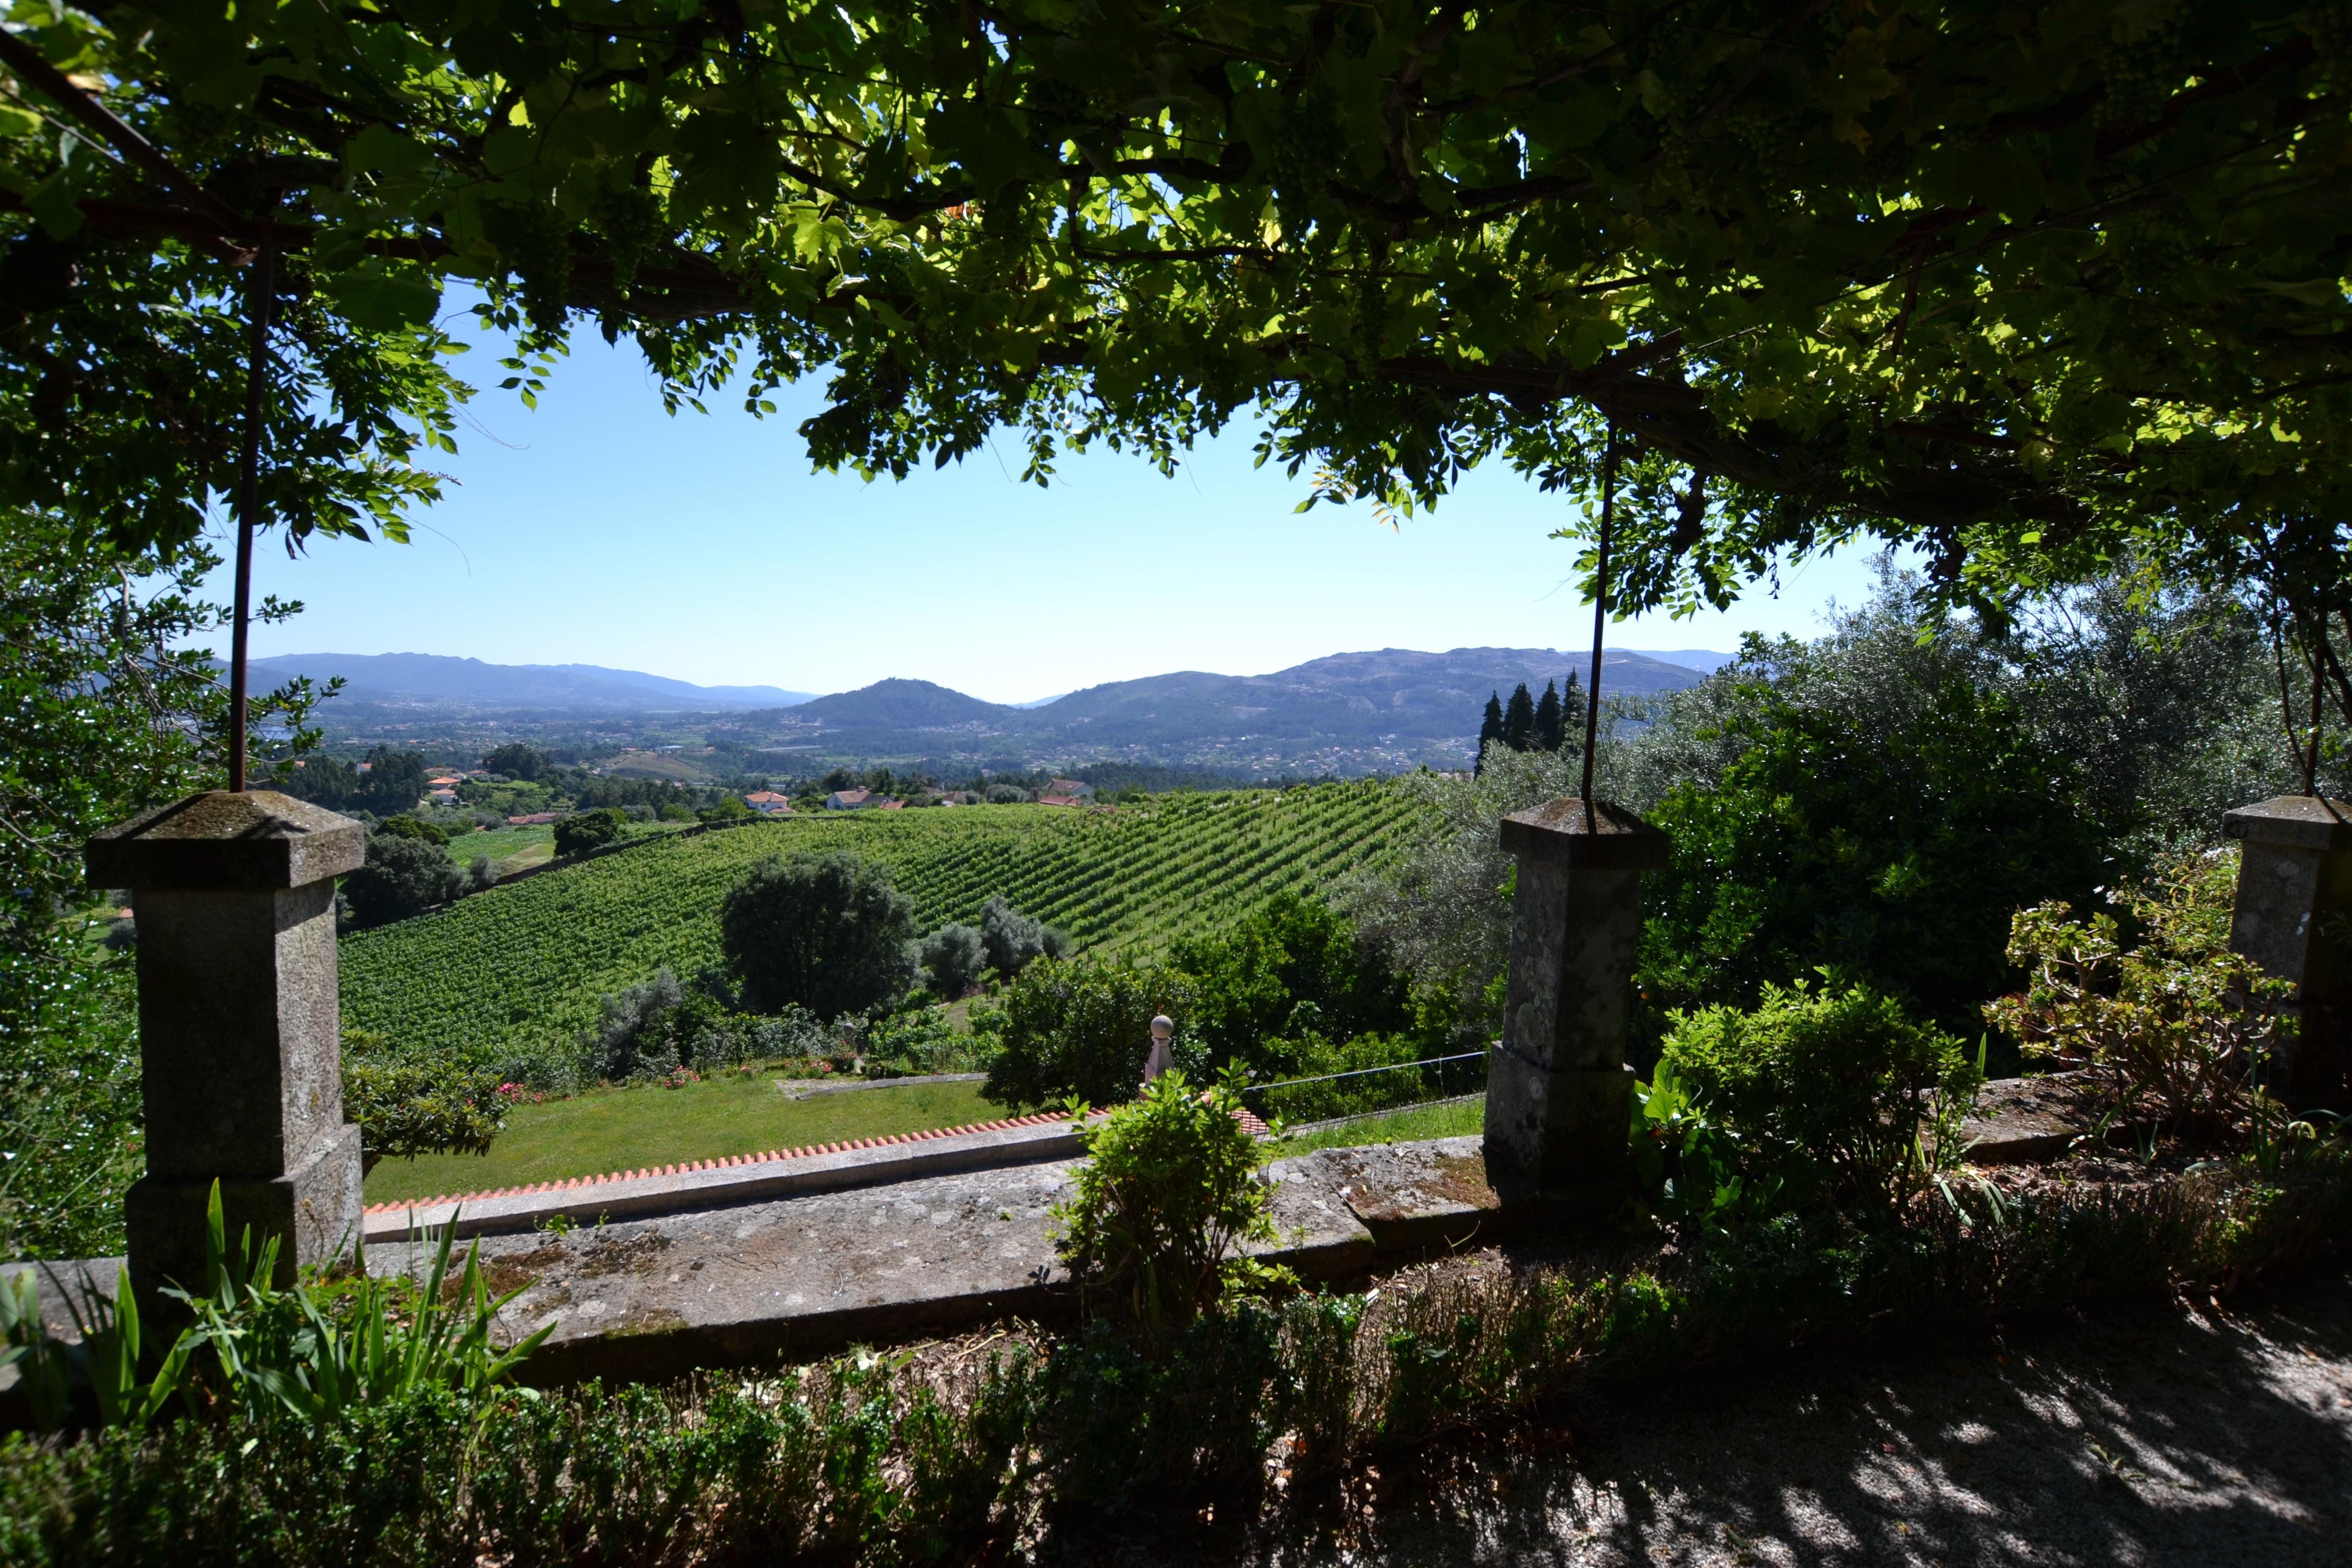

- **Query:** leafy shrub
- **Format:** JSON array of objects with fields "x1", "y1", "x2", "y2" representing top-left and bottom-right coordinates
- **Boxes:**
[
  {"x1": 982, "y1": 958, "x2": 1189, "y2": 1110},
  {"x1": 1052, "y1": 1069, "x2": 1283, "y2": 1330},
  {"x1": 1251, "y1": 1031, "x2": 1462, "y2": 1123},
  {"x1": 0, "y1": 954, "x2": 141, "y2": 1262},
  {"x1": 464, "y1": 854, "x2": 496, "y2": 894},
  {"x1": 1660, "y1": 979, "x2": 1979, "y2": 1208},
  {"x1": 579, "y1": 966, "x2": 690, "y2": 1081},
  {"x1": 978, "y1": 895, "x2": 1047, "y2": 975},
  {"x1": 1987, "y1": 851, "x2": 2296, "y2": 1143},
  {"x1": 1170, "y1": 893, "x2": 1428, "y2": 1077},
  {"x1": 919, "y1": 922, "x2": 987, "y2": 998},
  {"x1": 2, "y1": 1182, "x2": 546, "y2": 1437},
  {"x1": 697, "y1": 796, "x2": 752, "y2": 824},
  {"x1": 1629, "y1": 1061, "x2": 1775, "y2": 1227},
  {"x1": 340, "y1": 1041, "x2": 507, "y2": 1174},
  {"x1": 551, "y1": 808, "x2": 626, "y2": 857},
  {"x1": 721, "y1": 851, "x2": 918, "y2": 1020},
  {"x1": 372, "y1": 814, "x2": 447, "y2": 846},
  {"x1": 861, "y1": 1007, "x2": 994, "y2": 1077},
  {"x1": 1639, "y1": 673, "x2": 2106, "y2": 1043},
  {"x1": 984, "y1": 783, "x2": 1030, "y2": 804},
  {"x1": 340, "y1": 833, "x2": 463, "y2": 929}
]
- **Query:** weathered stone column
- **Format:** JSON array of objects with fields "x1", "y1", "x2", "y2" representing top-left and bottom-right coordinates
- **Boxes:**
[
  {"x1": 2221, "y1": 796, "x2": 2352, "y2": 1108},
  {"x1": 85, "y1": 792, "x2": 366, "y2": 1307},
  {"x1": 1483, "y1": 798, "x2": 1669, "y2": 1203}
]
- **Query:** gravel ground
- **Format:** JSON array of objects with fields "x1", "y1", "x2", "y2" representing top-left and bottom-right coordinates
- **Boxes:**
[{"x1": 1044, "y1": 1267, "x2": 2352, "y2": 1567}]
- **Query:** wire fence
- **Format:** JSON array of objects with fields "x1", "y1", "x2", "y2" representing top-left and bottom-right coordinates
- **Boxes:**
[{"x1": 1238, "y1": 1049, "x2": 1488, "y2": 1124}]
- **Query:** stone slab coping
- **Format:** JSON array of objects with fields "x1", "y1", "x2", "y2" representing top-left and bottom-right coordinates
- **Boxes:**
[
  {"x1": 361, "y1": 1101, "x2": 1274, "y2": 1244},
  {"x1": 1954, "y1": 1074, "x2": 2092, "y2": 1165},
  {"x1": 6, "y1": 1139, "x2": 1509, "y2": 1394}
]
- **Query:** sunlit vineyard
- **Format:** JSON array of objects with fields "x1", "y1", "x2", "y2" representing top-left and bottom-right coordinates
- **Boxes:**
[{"x1": 340, "y1": 783, "x2": 1426, "y2": 1064}]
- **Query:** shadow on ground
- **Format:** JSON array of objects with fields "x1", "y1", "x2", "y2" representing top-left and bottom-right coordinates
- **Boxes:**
[{"x1": 1044, "y1": 1268, "x2": 2352, "y2": 1567}]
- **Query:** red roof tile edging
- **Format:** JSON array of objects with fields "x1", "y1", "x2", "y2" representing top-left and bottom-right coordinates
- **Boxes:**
[{"x1": 364, "y1": 1102, "x2": 1274, "y2": 1214}]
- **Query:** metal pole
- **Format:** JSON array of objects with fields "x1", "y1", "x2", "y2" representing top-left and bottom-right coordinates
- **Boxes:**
[
  {"x1": 227, "y1": 238, "x2": 274, "y2": 793},
  {"x1": 1581, "y1": 424, "x2": 1621, "y2": 810}
]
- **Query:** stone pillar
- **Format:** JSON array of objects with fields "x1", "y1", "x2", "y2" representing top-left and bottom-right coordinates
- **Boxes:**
[
  {"x1": 2221, "y1": 796, "x2": 2352, "y2": 1108},
  {"x1": 84, "y1": 792, "x2": 366, "y2": 1308},
  {"x1": 1483, "y1": 797, "x2": 1669, "y2": 1203}
]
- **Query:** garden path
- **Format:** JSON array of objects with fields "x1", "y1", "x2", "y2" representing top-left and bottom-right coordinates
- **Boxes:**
[{"x1": 1059, "y1": 1266, "x2": 2352, "y2": 1566}]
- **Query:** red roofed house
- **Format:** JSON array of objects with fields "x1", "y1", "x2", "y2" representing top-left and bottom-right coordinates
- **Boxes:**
[
  {"x1": 1038, "y1": 792, "x2": 1085, "y2": 808},
  {"x1": 744, "y1": 790, "x2": 794, "y2": 817},
  {"x1": 825, "y1": 788, "x2": 872, "y2": 811}
]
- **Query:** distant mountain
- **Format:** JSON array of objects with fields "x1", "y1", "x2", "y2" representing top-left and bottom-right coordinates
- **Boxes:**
[
  {"x1": 1629, "y1": 648, "x2": 1740, "y2": 675},
  {"x1": 246, "y1": 652, "x2": 813, "y2": 712},
  {"x1": 761, "y1": 646, "x2": 1718, "y2": 768},
  {"x1": 785, "y1": 678, "x2": 1017, "y2": 729},
  {"x1": 271, "y1": 645, "x2": 1728, "y2": 773}
]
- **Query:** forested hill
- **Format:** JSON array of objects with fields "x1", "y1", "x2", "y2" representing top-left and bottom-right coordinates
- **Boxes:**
[{"x1": 746, "y1": 648, "x2": 1710, "y2": 768}]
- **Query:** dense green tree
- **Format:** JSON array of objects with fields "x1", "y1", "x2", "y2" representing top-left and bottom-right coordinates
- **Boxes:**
[
  {"x1": 356, "y1": 749, "x2": 426, "y2": 817},
  {"x1": 552, "y1": 809, "x2": 626, "y2": 857},
  {"x1": 1474, "y1": 693, "x2": 1505, "y2": 775},
  {"x1": 1638, "y1": 671, "x2": 2106, "y2": 1043},
  {"x1": 480, "y1": 744, "x2": 551, "y2": 782},
  {"x1": 341, "y1": 832, "x2": 464, "y2": 929},
  {"x1": 373, "y1": 814, "x2": 448, "y2": 847},
  {"x1": 720, "y1": 852, "x2": 917, "y2": 1020},
  {"x1": 982, "y1": 960, "x2": 1190, "y2": 1112},
  {"x1": 1532, "y1": 682, "x2": 1565, "y2": 754},
  {"x1": 1501, "y1": 684, "x2": 1536, "y2": 754},
  {"x1": 1168, "y1": 894, "x2": 1424, "y2": 1079}
]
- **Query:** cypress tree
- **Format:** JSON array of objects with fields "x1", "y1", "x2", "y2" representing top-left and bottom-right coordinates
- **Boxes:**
[
  {"x1": 1561, "y1": 669, "x2": 1585, "y2": 752},
  {"x1": 1475, "y1": 692, "x2": 1505, "y2": 775},
  {"x1": 1532, "y1": 680, "x2": 1564, "y2": 751},
  {"x1": 1502, "y1": 682, "x2": 1536, "y2": 752}
]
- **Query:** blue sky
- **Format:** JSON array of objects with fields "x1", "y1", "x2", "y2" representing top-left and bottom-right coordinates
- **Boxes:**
[{"x1": 213, "y1": 325, "x2": 1902, "y2": 706}]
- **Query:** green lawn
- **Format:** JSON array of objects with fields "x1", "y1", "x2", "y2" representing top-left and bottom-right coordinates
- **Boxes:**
[
  {"x1": 435, "y1": 824, "x2": 551, "y2": 868},
  {"x1": 363, "y1": 1074, "x2": 1006, "y2": 1205},
  {"x1": 1259, "y1": 1094, "x2": 1485, "y2": 1162}
]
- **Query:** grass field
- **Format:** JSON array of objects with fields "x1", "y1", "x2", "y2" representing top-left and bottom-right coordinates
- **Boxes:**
[
  {"x1": 361, "y1": 1075, "x2": 1004, "y2": 1205},
  {"x1": 435, "y1": 824, "x2": 551, "y2": 868},
  {"x1": 340, "y1": 783, "x2": 1424, "y2": 1066},
  {"x1": 1259, "y1": 1095, "x2": 1485, "y2": 1161}
]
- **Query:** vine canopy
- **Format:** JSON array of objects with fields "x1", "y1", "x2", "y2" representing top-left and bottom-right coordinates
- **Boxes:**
[{"x1": 3, "y1": 2, "x2": 2348, "y2": 621}]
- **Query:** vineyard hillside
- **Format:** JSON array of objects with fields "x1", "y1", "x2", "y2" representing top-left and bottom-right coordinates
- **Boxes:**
[{"x1": 339, "y1": 783, "x2": 1426, "y2": 1065}]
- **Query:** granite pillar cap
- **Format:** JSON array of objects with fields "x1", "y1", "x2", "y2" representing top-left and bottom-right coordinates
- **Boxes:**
[
  {"x1": 1499, "y1": 797, "x2": 1670, "y2": 871},
  {"x1": 2221, "y1": 796, "x2": 2352, "y2": 854},
  {"x1": 86, "y1": 791, "x2": 365, "y2": 891}
]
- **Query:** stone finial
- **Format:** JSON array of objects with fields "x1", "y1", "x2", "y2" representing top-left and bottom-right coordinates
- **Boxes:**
[
  {"x1": 86, "y1": 791, "x2": 368, "y2": 1310},
  {"x1": 1483, "y1": 798, "x2": 1669, "y2": 1204},
  {"x1": 2221, "y1": 795, "x2": 2352, "y2": 1106}
]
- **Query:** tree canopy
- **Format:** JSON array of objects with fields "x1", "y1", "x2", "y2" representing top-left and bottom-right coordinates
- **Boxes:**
[{"x1": 5, "y1": 3, "x2": 2348, "y2": 648}]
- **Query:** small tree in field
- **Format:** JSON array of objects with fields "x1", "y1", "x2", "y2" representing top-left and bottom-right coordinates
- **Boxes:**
[
  {"x1": 553, "y1": 808, "x2": 626, "y2": 857},
  {"x1": 919, "y1": 923, "x2": 987, "y2": 999},
  {"x1": 341, "y1": 834, "x2": 463, "y2": 928},
  {"x1": 721, "y1": 852, "x2": 917, "y2": 1020}
]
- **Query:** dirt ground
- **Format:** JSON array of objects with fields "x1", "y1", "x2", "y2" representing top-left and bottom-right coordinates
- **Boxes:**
[{"x1": 1041, "y1": 1266, "x2": 2352, "y2": 1567}]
